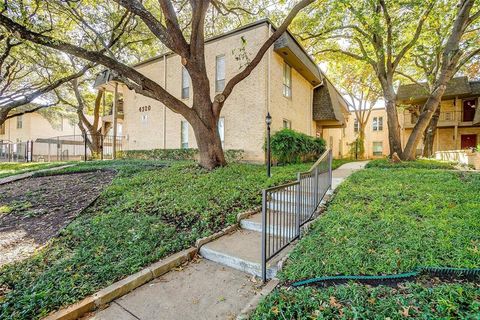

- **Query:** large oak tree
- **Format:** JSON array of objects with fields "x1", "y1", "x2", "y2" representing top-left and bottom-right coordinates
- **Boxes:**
[
  {"x1": 0, "y1": 0, "x2": 315, "y2": 169},
  {"x1": 398, "y1": 0, "x2": 480, "y2": 159},
  {"x1": 294, "y1": 0, "x2": 435, "y2": 158}
]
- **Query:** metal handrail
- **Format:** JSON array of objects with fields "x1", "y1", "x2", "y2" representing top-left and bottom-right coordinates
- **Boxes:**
[{"x1": 261, "y1": 149, "x2": 333, "y2": 282}]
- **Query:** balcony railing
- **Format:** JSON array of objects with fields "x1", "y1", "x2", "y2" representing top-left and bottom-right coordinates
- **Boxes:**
[{"x1": 404, "y1": 111, "x2": 475, "y2": 127}]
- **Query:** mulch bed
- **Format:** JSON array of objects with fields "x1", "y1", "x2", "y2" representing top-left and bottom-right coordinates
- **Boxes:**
[{"x1": 0, "y1": 170, "x2": 115, "y2": 267}]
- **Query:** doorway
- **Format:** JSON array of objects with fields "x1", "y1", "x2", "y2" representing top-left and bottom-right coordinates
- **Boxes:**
[
  {"x1": 462, "y1": 99, "x2": 476, "y2": 121},
  {"x1": 461, "y1": 134, "x2": 477, "y2": 149}
]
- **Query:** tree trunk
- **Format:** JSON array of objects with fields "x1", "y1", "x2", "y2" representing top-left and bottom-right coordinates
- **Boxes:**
[
  {"x1": 402, "y1": 85, "x2": 446, "y2": 160},
  {"x1": 358, "y1": 126, "x2": 366, "y2": 159},
  {"x1": 192, "y1": 119, "x2": 226, "y2": 169},
  {"x1": 0, "y1": 110, "x2": 7, "y2": 128},
  {"x1": 385, "y1": 97, "x2": 403, "y2": 157},
  {"x1": 422, "y1": 108, "x2": 440, "y2": 157}
]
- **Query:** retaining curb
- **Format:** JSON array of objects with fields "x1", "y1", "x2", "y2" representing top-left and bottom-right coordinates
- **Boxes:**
[
  {"x1": 42, "y1": 207, "x2": 258, "y2": 320},
  {"x1": 236, "y1": 279, "x2": 280, "y2": 320},
  {"x1": 42, "y1": 247, "x2": 197, "y2": 320},
  {"x1": 0, "y1": 164, "x2": 74, "y2": 185}
]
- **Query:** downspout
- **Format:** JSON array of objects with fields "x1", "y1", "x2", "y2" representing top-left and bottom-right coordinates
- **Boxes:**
[
  {"x1": 267, "y1": 24, "x2": 271, "y2": 114},
  {"x1": 163, "y1": 55, "x2": 167, "y2": 149},
  {"x1": 112, "y1": 82, "x2": 118, "y2": 159}
]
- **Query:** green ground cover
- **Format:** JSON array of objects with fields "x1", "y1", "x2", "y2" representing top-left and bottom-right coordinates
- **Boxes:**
[
  {"x1": 0, "y1": 159, "x2": 312, "y2": 319},
  {"x1": 366, "y1": 158, "x2": 456, "y2": 169},
  {"x1": 0, "y1": 162, "x2": 67, "y2": 179},
  {"x1": 253, "y1": 161, "x2": 480, "y2": 319}
]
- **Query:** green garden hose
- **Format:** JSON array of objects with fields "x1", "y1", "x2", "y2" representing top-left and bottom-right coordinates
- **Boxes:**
[{"x1": 289, "y1": 267, "x2": 480, "y2": 288}]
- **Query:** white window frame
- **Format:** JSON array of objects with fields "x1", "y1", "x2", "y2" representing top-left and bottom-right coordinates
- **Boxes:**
[
  {"x1": 283, "y1": 119, "x2": 292, "y2": 129},
  {"x1": 215, "y1": 55, "x2": 226, "y2": 92},
  {"x1": 354, "y1": 118, "x2": 359, "y2": 133},
  {"x1": 373, "y1": 116, "x2": 383, "y2": 131},
  {"x1": 373, "y1": 141, "x2": 383, "y2": 156},
  {"x1": 283, "y1": 62, "x2": 292, "y2": 98},
  {"x1": 181, "y1": 120, "x2": 189, "y2": 149},
  {"x1": 181, "y1": 67, "x2": 190, "y2": 99}
]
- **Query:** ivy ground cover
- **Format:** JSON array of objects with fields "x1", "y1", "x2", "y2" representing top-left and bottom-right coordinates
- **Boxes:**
[
  {"x1": 253, "y1": 161, "x2": 480, "y2": 319},
  {"x1": 0, "y1": 160, "x2": 311, "y2": 319}
]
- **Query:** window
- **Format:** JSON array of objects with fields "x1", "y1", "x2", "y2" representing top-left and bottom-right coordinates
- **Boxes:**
[
  {"x1": 181, "y1": 120, "x2": 189, "y2": 149},
  {"x1": 0, "y1": 123, "x2": 5, "y2": 135},
  {"x1": 283, "y1": 62, "x2": 292, "y2": 98},
  {"x1": 373, "y1": 141, "x2": 383, "y2": 156},
  {"x1": 218, "y1": 117, "x2": 225, "y2": 147},
  {"x1": 354, "y1": 118, "x2": 359, "y2": 133},
  {"x1": 215, "y1": 55, "x2": 225, "y2": 92},
  {"x1": 283, "y1": 119, "x2": 292, "y2": 129},
  {"x1": 181, "y1": 67, "x2": 190, "y2": 99},
  {"x1": 373, "y1": 116, "x2": 383, "y2": 131},
  {"x1": 16, "y1": 115, "x2": 23, "y2": 129}
]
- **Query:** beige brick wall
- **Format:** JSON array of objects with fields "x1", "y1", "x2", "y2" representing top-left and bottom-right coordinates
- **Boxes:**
[
  {"x1": 268, "y1": 53, "x2": 315, "y2": 136},
  {"x1": 322, "y1": 108, "x2": 390, "y2": 159},
  {"x1": 0, "y1": 113, "x2": 77, "y2": 143},
  {"x1": 121, "y1": 23, "x2": 317, "y2": 162}
]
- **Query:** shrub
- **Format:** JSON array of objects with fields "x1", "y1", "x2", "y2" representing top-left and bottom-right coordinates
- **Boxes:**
[
  {"x1": 269, "y1": 129, "x2": 326, "y2": 164},
  {"x1": 117, "y1": 148, "x2": 244, "y2": 163}
]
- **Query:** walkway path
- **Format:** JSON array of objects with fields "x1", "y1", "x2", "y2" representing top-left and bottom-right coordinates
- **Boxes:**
[
  {"x1": 0, "y1": 164, "x2": 74, "y2": 185},
  {"x1": 90, "y1": 161, "x2": 369, "y2": 320}
]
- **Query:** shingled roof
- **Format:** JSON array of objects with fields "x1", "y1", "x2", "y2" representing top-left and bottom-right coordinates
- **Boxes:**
[
  {"x1": 397, "y1": 76, "x2": 478, "y2": 103},
  {"x1": 313, "y1": 76, "x2": 349, "y2": 124}
]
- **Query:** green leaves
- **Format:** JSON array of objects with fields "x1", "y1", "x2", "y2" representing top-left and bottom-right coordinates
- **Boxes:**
[
  {"x1": 0, "y1": 159, "x2": 311, "y2": 319},
  {"x1": 252, "y1": 163, "x2": 480, "y2": 319},
  {"x1": 270, "y1": 128, "x2": 326, "y2": 164}
]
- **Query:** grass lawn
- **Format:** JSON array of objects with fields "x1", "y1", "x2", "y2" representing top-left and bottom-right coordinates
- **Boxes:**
[
  {"x1": 252, "y1": 161, "x2": 480, "y2": 319},
  {"x1": 0, "y1": 162, "x2": 67, "y2": 179},
  {"x1": 0, "y1": 159, "x2": 311, "y2": 319}
]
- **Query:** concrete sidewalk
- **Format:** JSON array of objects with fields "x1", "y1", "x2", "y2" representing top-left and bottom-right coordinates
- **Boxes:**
[
  {"x1": 0, "y1": 164, "x2": 73, "y2": 185},
  {"x1": 88, "y1": 161, "x2": 369, "y2": 320},
  {"x1": 91, "y1": 259, "x2": 260, "y2": 320},
  {"x1": 332, "y1": 161, "x2": 369, "y2": 190}
]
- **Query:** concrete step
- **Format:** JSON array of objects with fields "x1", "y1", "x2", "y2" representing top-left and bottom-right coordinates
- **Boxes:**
[
  {"x1": 199, "y1": 229, "x2": 289, "y2": 279},
  {"x1": 241, "y1": 212, "x2": 297, "y2": 235}
]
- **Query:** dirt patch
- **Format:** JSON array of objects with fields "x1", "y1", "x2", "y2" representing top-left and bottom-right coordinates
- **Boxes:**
[{"x1": 0, "y1": 170, "x2": 115, "y2": 267}]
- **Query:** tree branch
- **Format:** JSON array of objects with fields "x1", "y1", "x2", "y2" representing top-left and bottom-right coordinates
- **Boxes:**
[
  {"x1": 0, "y1": 13, "x2": 194, "y2": 120},
  {"x1": 213, "y1": 0, "x2": 315, "y2": 117},
  {"x1": 392, "y1": 2, "x2": 434, "y2": 70}
]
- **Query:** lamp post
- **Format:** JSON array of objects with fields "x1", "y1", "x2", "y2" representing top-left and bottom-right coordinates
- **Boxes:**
[{"x1": 266, "y1": 112, "x2": 272, "y2": 177}]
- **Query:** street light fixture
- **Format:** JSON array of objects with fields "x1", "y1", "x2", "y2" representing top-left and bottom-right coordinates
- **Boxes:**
[{"x1": 266, "y1": 112, "x2": 272, "y2": 177}]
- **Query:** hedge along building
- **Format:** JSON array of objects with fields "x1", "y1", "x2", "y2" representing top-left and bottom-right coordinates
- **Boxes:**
[
  {"x1": 397, "y1": 77, "x2": 480, "y2": 156},
  {"x1": 95, "y1": 19, "x2": 349, "y2": 162}
]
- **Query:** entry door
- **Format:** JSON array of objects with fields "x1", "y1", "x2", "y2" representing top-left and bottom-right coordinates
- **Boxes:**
[
  {"x1": 461, "y1": 134, "x2": 477, "y2": 149},
  {"x1": 463, "y1": 99, "x2": 476, "y2": 121}
]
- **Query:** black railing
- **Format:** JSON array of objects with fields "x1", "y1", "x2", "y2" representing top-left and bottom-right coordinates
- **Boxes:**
[
  {"x1": 261, "y1": 149, "x2": 332, "y2": 282},
  {"x1": 0, "y1": 134, "x2": 123, "y2": 162}
]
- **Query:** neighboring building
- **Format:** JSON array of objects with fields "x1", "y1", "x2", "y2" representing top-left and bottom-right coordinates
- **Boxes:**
[
  {"x1": 322, "y1": 108, "x2": 390, "y2": 159},
  {"x1": 0, "y1": 112, "x2": 79, "y2": 161},
  {"x1": 397, "y1": 77, "x2": 480, "y2": 154},
  {"x1": 95, "y1": 19, "x2": 349, "y2": 162},
  {"x1": 0, "y1": 112, "x2": 77, "y2": 144}
]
